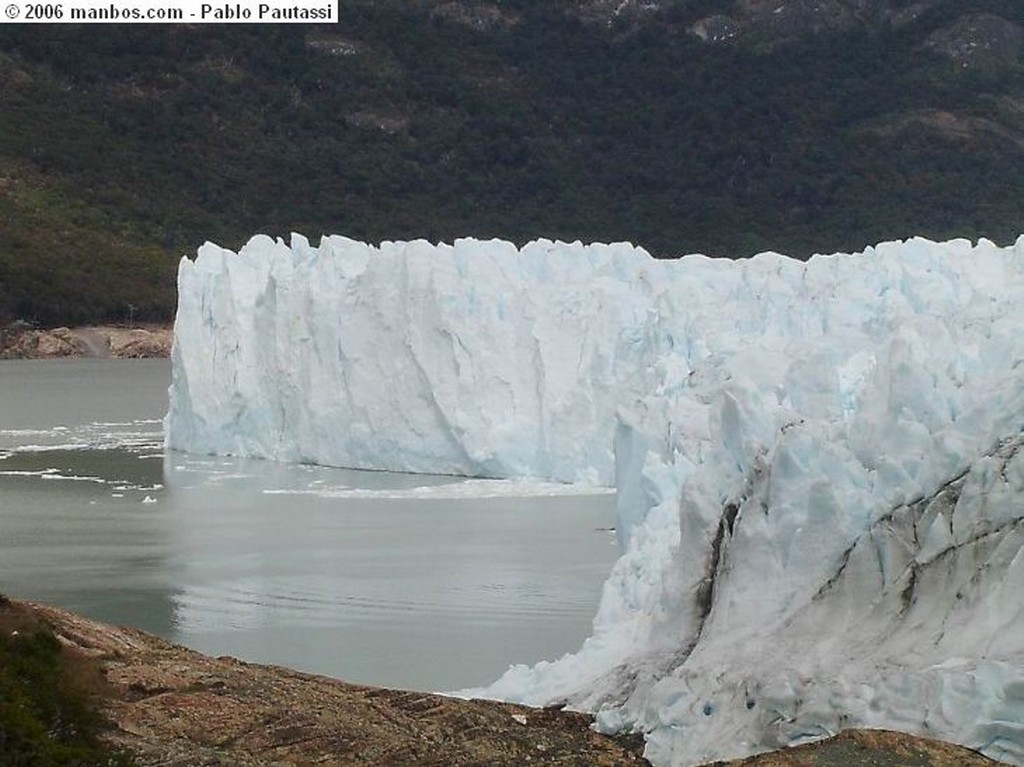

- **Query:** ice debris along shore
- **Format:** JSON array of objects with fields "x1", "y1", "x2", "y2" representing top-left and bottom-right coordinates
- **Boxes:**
[{"x1": 166, "y1": 234, "x2": 1024, "y2": 767}]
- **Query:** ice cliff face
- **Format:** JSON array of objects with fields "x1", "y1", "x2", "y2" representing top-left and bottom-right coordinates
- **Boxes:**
[
  {"x1": 166, "y1": 235, "x2": 663, "y2": 484},
  {"x1": 167, "y1": 234, "x2": 1024, "y2": 766}
]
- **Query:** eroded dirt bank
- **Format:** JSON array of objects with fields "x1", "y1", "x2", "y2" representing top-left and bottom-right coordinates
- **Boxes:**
[{"x1": 0, "y1": 324, "x2": 172, "y2": 359}]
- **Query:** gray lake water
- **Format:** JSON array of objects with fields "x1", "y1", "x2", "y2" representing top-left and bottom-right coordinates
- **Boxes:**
[{"x1": 0, "y1": 359, "x2": 618, "y2": 691}]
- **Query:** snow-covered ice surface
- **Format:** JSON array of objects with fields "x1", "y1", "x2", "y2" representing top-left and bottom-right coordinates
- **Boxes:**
[{"x1": 166, "y1": 233, "x2": 1024, "y2": 766}]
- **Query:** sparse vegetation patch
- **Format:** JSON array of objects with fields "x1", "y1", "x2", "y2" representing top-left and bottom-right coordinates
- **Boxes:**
[{"x1": 0, "y1": 596, "x2": 136, "y2": 767}]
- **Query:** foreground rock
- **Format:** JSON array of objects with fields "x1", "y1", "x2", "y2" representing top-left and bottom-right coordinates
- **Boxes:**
[
  {"x1": 0, "y1": 324, "x2": 172, "y2": 359},
  {"x1": 14, "y1": 599, "x2": 1005, "y2": 767},
  {"x1": 24, "y1": 600, "x2": 647, "y2": 767},
  {"x1": 711, "y1": 728, "x2": 1004, "y2": 766}
]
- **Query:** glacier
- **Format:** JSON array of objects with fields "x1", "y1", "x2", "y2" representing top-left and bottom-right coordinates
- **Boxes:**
[{"x1": 166, "y1": 233, "x2": 1024, "y2": 766}]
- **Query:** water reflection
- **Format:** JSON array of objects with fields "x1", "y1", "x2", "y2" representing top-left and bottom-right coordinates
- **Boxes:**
[
  {"x1": 162, "y1": 452, "x2": 617, "y2": 690},
  {"x1": 0, "y1": 446, "x2": 179, "y2": 638},
  {"x1": 0, "y1": 359, "x2": 618, "y2": 692}
]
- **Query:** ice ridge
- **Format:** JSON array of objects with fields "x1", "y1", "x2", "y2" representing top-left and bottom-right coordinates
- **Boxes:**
[{"x1": 166, "y1": 233, "x2": 1024, "y2": 766}]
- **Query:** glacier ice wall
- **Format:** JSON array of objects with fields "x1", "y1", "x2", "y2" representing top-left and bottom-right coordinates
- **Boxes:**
[
  {"x1": 166, "y1": 235, "x2": 662, "y2": 484},
  {"x1": 167, "y1": 233, "x2": 1024, "y2": 766}
]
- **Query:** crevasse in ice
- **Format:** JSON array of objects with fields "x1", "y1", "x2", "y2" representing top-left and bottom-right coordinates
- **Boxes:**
[{"x1": 166, "y1": 233, "x2": 1024, "y2": 766}]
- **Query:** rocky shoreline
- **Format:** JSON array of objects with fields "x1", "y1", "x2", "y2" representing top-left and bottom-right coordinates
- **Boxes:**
[
  {"x1": 19, "y1": 599, "x2": 647, "y2": 767},
  {"x1": 0, "y1": 324, "x2": 172, "y2": 359},
  {"x1": 4, "y1": 598, "x2": 1007, "y2": 767}
]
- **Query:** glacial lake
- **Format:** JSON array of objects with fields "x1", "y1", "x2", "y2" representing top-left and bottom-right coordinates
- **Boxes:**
[{"x1": 0, "y1": 359, "x2": 618, "y2": 692}]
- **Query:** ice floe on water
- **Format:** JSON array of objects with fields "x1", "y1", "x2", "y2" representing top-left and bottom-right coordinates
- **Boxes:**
[
  {"x1": 262, "y1": 477, "x2": 615, "y2": 500},
  {"x1": 166, "y1": 233, "x2": 1024, "y2": 765},
  {"x1": 0, "y1": 420, "x2": 164, "y2": 455},
  {"x1": 0, "y1": 419, "x2": 165, "y2": 494}
]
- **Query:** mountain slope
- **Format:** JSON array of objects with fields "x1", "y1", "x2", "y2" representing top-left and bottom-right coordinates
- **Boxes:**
[{"x1": 0, "y1": 0, "x2": 1022, "y2": 325}]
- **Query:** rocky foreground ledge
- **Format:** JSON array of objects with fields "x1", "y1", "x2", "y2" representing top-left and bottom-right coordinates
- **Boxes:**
[
  {"x1": 0, "y1": 324, "x2": 172, "y2": 359},
  {"x1": 6, "y1": 599, "x2": 1008, "y2": 767}
]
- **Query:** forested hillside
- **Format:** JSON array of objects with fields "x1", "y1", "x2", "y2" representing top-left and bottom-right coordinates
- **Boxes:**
[{"x1": 1, "y1": 0, "x2": 1022, "y2": 325}]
